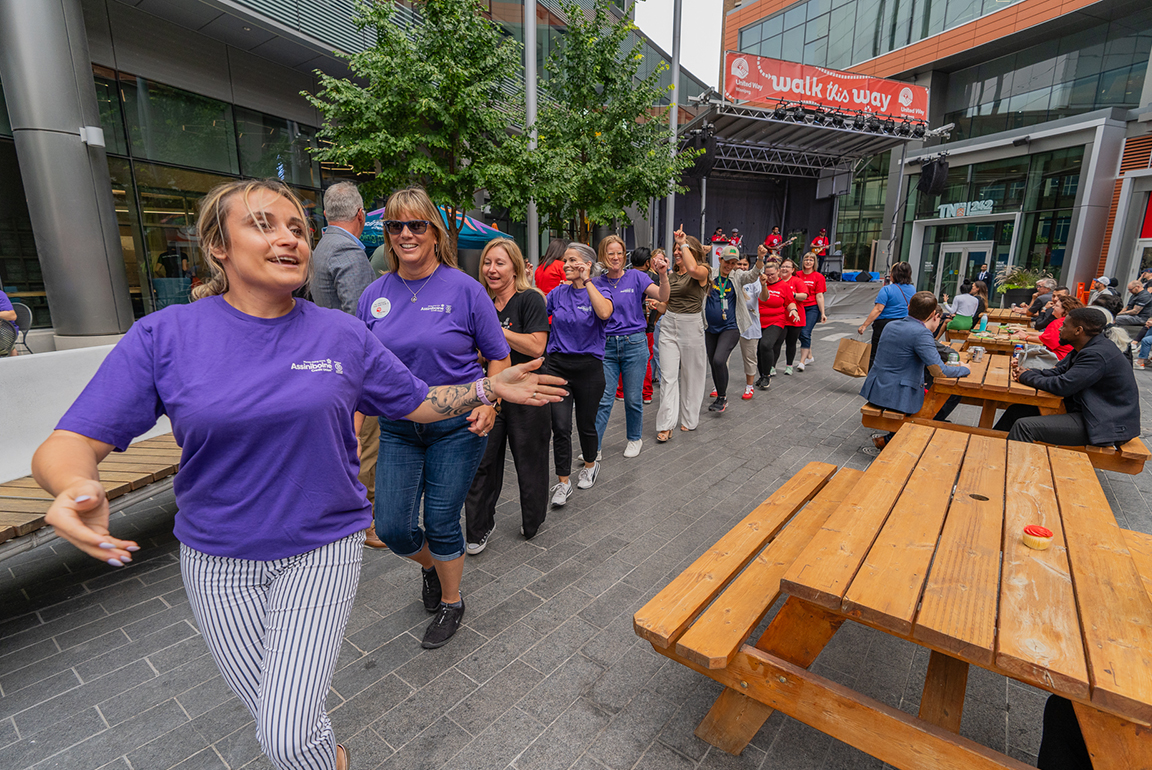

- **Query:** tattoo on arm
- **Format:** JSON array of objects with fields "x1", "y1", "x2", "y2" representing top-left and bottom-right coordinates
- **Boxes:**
[{"x1": 422, "y1": 379, "x2": 493, "y2": 416}]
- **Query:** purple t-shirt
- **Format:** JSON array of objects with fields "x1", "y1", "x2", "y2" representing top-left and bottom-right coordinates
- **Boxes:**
[
  {"x1": 0, "y1": 290, "x2": 15, "y2": 331},
  {"x1": 357, "y1": 266, "x2": 510, "y2": 385},
  {"x1": 57, "y1": 296, "x2": 429, "y2": 561},
  {"x1": 546, "y1": 283, "x2": 609, "y2": 358},
  {"x1": 594, "y1": 270, "x2": 653, "y2": 337}
]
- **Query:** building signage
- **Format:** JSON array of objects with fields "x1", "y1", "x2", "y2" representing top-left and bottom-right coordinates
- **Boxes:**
[
  {"x1": 937, "y1": 200, "x2": 995, "y2": 218},
  {"x1": 723, "y1": 51, "x2": 929, "y2": 121}
]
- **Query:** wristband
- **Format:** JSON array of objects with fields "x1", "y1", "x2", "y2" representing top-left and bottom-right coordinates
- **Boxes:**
[{"x1": 476, "y1": 378, "x2": 495, "y2": 407}]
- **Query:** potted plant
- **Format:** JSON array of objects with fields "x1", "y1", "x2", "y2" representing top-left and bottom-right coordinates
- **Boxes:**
[{"x1": 995, "y1": 265, "x2": 1052, "y2": 308}]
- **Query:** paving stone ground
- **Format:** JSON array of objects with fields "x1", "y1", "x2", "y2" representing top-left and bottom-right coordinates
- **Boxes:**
[{"x1": 3, "y1": 296, "x2": 1151, "y2": 770}]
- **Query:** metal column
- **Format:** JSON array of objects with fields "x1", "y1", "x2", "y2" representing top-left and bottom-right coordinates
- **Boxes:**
[
  {"x1": 524, "y1": 0, "x2": 540, "y2": 266},
  {"x1": 0, "y1": 0, "x2": 132, "y2": 341},
  {"x1": 663, "y1": 0, "x2": 682, "y2": 251}
]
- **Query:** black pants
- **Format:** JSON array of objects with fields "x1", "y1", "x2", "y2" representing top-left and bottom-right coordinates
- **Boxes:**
[
  {"x1": 543, "y1": 352, "x2": 605, "y2": 477},
  {"x1": 757, "y1": 326, "x2": 785, "y2": 376},
  {"x1": 783, "y1": 326, "x2": 802, "y2": 365},
  {"x1": 993, "y1": 405, "x2": 1090, "y2": 445},
  {"x1": 464, "y1": 401, "x2": 551, "y2": 541},
  {"x1": 869, "y1": 317, "x2": 897, "y2": 368},
  {"x1": 705, "y1": 328, "x2": 740, "y2": 397},
  {"x1": 1037, "y1": 696, "x2": 1091, "y2": 770}
]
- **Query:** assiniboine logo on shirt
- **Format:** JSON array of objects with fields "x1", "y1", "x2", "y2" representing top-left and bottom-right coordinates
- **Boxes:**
[
  {"x1": 291, "y1": 358, "x2": 344, "y2": 374},
  {"x1": 420, "y1": 304, "x2": 453, "y2": 314},
  {"x1": 576, "y1": 304, "x2": 593, "y2": 312}
]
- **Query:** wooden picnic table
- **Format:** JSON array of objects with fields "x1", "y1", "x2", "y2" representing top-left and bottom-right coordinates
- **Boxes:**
[
  {"x1": 963, "y1": 323, "x2": 1031, "y2": 354},
  {"x1": 986, "y1": 308, "x2": 1018, "y2": 323},
  {"x1": 635, "y1": 423, "x2": 1152, "y2": 770},
  {"x1": 918, "y1": 350, "x2": 1064, "y2": 428}
]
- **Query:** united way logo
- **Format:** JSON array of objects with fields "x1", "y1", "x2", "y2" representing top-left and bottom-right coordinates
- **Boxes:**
[
  {"x1": 898, "y1": 87, "x2": 914, "y2": 108},
  {"x1": 731, "y1": 57, "x2": 749, "y2": 80}
]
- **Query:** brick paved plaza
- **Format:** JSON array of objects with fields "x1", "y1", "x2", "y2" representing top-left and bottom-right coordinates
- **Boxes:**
[{"x1": 3, "y1": 296, "x2": 1151, "y2": 770}]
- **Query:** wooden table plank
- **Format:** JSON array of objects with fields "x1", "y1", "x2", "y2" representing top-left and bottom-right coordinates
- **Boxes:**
[
  {"x1": 983, "y1": 355, "x2": 1011, "y2": 392},
  {"x1": 996, "y1": 442, "x2": 1089, "y2": 697},
  {"x1": 781, "y1": 424, "x2": 934, "y2": 609},
  {"x1": 956, "y1": 355, "x2": 990, "y2": 389},
  {"x1": 0, "y1": 512, "x2": 47, "y2": 536},
  {"x1": 842, "y1": 429, "x2": 969, "y2": 635},
  {"x1": 633, "y1": 462, "x2": 837, "y2": 648},
  {"x1": 0, "y1": 499, "x2": 52, "y2": 514},
  {"x1": 1050, "y1": 448, "x2": 1152, "y2": 723},
  {"x1": 914, "y1": 435, "x2": 1006, "y2": 666},
  {"x1": 677, "y1": 468, "x2": 864, "y2": 669},
  {"x1": 1122, "y1": 529, "x2": 1152, "y2": 601}
]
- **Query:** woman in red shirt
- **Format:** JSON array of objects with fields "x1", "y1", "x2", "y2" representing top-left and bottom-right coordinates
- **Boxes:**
[
  {"x1": 1019, "y1": 295, "x2": 1079, "y2": 366},
  {"x1": 777, "y1": 259, "x2": 809, "y2": 375},
  {"x1": 796, "y1": 252, "x2": 827, "y2": 370},
  {"x1": 755, "y1": 264, "x2": 800, "y2": 389},
  {"x1": 533, "y1": 238, "x2": 571, "y2": 294}
]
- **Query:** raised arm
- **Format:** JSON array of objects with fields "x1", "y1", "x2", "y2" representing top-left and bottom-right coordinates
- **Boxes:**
[{"x1": 644, "y1": 252, "x2": 671, "y2": 303}]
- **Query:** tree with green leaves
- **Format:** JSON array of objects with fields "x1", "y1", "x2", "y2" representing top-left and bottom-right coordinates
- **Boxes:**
[
  {"x1": 304, "y1": 0, "x2": 526, "y2": 246},
  {"x1": 496, "y1": 0, "x2": 698, "y2": 242}
]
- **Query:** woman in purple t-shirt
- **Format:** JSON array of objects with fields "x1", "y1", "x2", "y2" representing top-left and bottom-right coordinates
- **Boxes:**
[
  {"x1": 356, "y1": 186, "x2": 513, "y2": 651},
  {"x1": 32, "y1": 180, "x2": 563, "y2": 770},
  {"x1": 0, "y1": 289, "x2": 17, "y2": 356},
  {"x1": 592, "y1": 235, "x2": 669, "y2": 460},
  {"x1": 542, "y1": 243, "x2": 614, "y2": 506}
]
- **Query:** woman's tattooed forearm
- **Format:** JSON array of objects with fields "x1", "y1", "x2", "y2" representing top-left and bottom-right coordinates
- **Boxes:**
[{"x1": 423, "y1": 379, "x2": 494, "y2": 416}]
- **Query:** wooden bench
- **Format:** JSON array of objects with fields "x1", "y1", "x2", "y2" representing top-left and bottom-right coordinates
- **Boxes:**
[
  {"x1": 0, "y1": 434, "x2": 182, "y2": 561},
  {"x1": 861, "y1": 406, "x2": 1150, "y2": 474},
  {"x1": 635, "y1": 427, "x2": 1152, "y2": 769}
]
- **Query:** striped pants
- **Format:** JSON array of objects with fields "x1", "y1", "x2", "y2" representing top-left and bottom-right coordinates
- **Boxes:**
[{"x1": 180, "y1": 532, "x2": 364, "y2": 769}]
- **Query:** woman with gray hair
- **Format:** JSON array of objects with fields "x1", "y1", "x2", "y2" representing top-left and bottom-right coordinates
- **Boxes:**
[{"x1": 542, "y1": 243, "x2": 614, "y2": 506}]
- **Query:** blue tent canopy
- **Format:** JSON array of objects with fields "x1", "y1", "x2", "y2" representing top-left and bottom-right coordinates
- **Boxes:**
[{"x1": 362, "y1": 205, "x2": 507, "y2": 251}]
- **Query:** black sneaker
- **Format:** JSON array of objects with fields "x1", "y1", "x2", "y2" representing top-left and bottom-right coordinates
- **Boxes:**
[
  {"x1": 756, "y1": 376, "x2": 770, "y2": 390},
  {"x1": 716, "y1": 397, "x2": 728, "y2": 413},
  {"x1": 421, "y1": 567, "x2": 441, "y2": 612},
  {"x1": 465, "y1": 526, "x2": 493, "y2": 556},
  {"x1": 421, "y1": 599, "x2": 465, "y2": 649}
]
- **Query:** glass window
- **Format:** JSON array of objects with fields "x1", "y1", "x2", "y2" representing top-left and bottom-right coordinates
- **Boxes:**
[
  {"x1": 0, "y1": 139, "x2": 48, "y2": 327},
  {"x1": 785, "y1": 5, "x2": 808, "y2": 30},
  {"x1": 807, "y1": 0, "x2": 828, "y2": 19},
  {"x1": 763, "y1": 15, "x2": 784, "y2": 37},
  {"x1": 889, "y1": 0, "x2": 913, "y2": 51},
  {"x1": 761, "y1": 36, "x2": 783, "y2": 60},
  {"x1": 93, "y1": 67, "x2": 128, "y2": 156},
  {"x1": 0, "y1": 78, "x2": 12, "y2": 137},
  {"x1": 1006, "y1": 88, "x2": 1052, "y2": 129},
  {"x1": 120, "y1": 74, "x2": 240, "y2": 175},
  {"x1": 1097, "y1": 64, "x2": 1142, "y2": 105},
  {"x1": 782, "y1": 33, "x2": 805, "y2": 62},
  {"x1": 970, "y1": 156, "x2": 1029, "y2": 210},
  {"x1": 826, "y1": 9, "x2": 856, "y2": 68},
  {"x1": 944, "y1": 0, "x2": 981, "y2": 29},
  {"x1": 1027, "y1": 147, "x2": 1084, "y2": 211},
  {"x1": 924, "y1": 0, "x2": 947, "y2": 36},
  {"x1": 1019, "y1": 210, "x2": 1072, "y2": 280},
  {"x1": 1010, "y1": 41, "x2": 1059, "y2": 97},
  {"x1": 235, "y1": 108, "x2": 321, "y2": 188},
  {"x1": 807, "y1": 13, "x2": 829, "y2": 40},
  {"x1": 106, "y1": 158, "x2": 151, "y2": 318},
  {"x1": 804, "y1": 39, "x2": 828, "y2": 65}
]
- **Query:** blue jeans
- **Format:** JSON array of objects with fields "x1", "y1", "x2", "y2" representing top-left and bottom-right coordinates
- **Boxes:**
[
  {"x1": 799, "y1": 305, "x2": 819, "y2": 348},
  {"x1": 374, "y1": 414, "x2": 486, "y2": 560},
  {"x1": 1140, "y1": 335, "x2": 1152, "y2": 360},
  {"x1": 596, "y1": 332, "x2": 649, "y2": 443}
]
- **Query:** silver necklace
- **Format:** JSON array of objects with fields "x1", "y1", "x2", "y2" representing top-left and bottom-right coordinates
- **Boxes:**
[{"x1": 397, "y1": 265, "x2": 437, "y2": 303}]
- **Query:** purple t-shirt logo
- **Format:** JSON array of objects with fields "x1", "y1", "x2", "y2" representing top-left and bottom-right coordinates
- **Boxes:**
[{"x1": 290, "y1": 358, "x2": 344, "y2": 374}]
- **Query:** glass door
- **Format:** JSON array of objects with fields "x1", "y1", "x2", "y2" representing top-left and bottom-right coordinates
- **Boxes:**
[{"x1": 932, "y1": 241, "x2": 994, "y2": 298}]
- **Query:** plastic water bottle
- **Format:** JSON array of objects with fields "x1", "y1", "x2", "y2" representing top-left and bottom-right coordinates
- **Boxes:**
[
  {"x1": 1013, "y1": 343, "x2": 1024, "y2": 362},
  {"x1": 978, "y1": 315, "x2": 987, "y2": 332}
]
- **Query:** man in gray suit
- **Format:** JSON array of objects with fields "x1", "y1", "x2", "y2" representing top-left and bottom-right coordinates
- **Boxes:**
[
  {"x1": 313, "y1": 182, "x2": 387, "y2": 548},
  {"x1": 312, "y1": 181, "x2": 375, "y2": 314}
]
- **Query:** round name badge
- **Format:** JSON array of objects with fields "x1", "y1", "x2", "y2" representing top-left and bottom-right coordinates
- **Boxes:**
[{"x1": 371, "y1": 297, "x2": 391, "y2": 319}]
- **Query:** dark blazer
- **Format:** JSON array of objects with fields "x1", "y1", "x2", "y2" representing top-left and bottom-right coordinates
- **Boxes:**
[
  {"x1": 860, "y1": 316, "x2": 969, "y2": 415},
  {"x1": 1019, "y1": 333, "x2": 1141, "y2": 446},
  {"x1": 975, "y1": 270, "x2": 992, "y2": 285}
]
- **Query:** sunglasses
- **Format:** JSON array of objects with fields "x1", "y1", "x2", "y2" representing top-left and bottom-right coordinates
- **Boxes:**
[{"x1": 383, "y1": 219, "x2": 431, "y2": 236}]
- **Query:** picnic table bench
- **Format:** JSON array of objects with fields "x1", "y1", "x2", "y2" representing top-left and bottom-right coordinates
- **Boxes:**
[
  {"x1": 987, "y1": 308, "x2": 1019, "y2": 323},
  {"x1": 0, "y1": 434, "x2": 182, "y2": 561},
  {"x1": 859, "y1": 350, "x2": 1149, "y2": 474},
  {"x1": 634, "y1": 423, "x2": 1152, "y2": 769}
]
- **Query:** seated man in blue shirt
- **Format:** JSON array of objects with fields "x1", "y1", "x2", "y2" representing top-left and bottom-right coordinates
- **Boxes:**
[
  {"x1": 861, "y1": 291, "x2": 970, "y2": 448},
  {"x1": 994, "y1": 307, "x2": 1140, "y2": 447}
]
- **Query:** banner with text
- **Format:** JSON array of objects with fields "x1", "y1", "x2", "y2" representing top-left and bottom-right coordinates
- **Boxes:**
[{"x1": 724, "y1": 51, "x2": 929, "y2": 122}]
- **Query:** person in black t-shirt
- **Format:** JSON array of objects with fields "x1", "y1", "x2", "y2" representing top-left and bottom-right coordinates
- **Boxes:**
[{"x1": 465, "y1": 239, "x2": 552, "y2": 552}]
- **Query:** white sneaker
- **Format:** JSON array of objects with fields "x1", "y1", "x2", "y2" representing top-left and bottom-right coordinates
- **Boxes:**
[
  {"x1": 806, "y1": 355, "x2": 815, "y2": 364},
  {"x1": 550, "y1": 481, "x2": 572, "y2": 506},
  {"x1": 577, "y1": 450, "x2": 602, "y2": 462},
  {"x1": 796, "y1": 362, "x2": 805, "y2": 372},
  {"x1": 624, "y1": 439, "x2": 642, "y2": 458},
  {"x1": 576, "y1": 462, "x2": 600, "y2": 490}
]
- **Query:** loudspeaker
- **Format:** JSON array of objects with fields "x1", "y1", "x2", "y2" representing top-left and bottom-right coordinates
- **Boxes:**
[
  {"x1": 684, "y1": 134, "x2": 717, "y2": 179},
  {"x1": 917, "y1": 158, "x2": 949, "y2": 196}
]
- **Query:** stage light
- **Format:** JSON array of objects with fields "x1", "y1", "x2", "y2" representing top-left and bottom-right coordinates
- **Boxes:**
[
  {"x1": 896, "y1": 120, "x2": 911, "y2": 136},
  {"x1": 812, "y1": 109, "x2": 827, "y2": 125},
  {"x1": 831, "y1": 112, "x2": 846, "y2": 128},
  {"x1": 774, "y1": 102, "x2": 788, "y2": 120},
  {"x1": 912, "y1": 122, "x2": 926, "y2": 138},
  {"x1": 866, "y1": 115, "x2": 881, "y2": 132},
  {"x1": 852, "y1": 113, "x2": 865, "y2": 130},
  {"x1": 882, "y1": 118, "x2": 895, "y2": 133}
]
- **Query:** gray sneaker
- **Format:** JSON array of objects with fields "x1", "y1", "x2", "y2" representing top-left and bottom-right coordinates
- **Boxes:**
[
  {"x1": 577, "y1": 450, "x2": 602, "y2": 462},
  {"x1": 576, "y1": 461, "x2": 600, "y2": 490},
  {"x1": 550, "y1": 481, "x2": 572, "y2": 506}
]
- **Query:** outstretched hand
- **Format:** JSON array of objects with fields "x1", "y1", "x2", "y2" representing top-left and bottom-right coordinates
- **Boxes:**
[
  {"x1": 490, "y1": 358, "x2": 567, "y2": 406},
  {"x1": 652, "y1": 252, "x2": 669, "y2": 274},
  {"x1": 44, "y1": 480, "x2": 139, "y2": 566}
]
